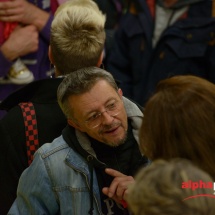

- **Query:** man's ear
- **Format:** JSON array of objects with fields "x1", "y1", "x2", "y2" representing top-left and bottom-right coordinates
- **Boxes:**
[
  {"x1": 96, "y1": 50, "x2": 104, "y2": 68},
  {"x1": 118, "y1": 88, "x2": 123, "y2": 99},
  {"x1": 48, "y1": 46, "x2": 54, "y2": 64},
  {"x1": 67, "y1": 119, "x2": 85, "y2": 132}
]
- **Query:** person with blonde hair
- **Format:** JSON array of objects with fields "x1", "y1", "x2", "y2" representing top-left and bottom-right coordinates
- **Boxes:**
[
  {"x1": 127, "y1": 159, "x2": 215, "y2": 215},
  {"x1": 140, "y1": 75, "x2": 215, "y2": 179},
  {"x1": 49, "y1": 0, "x2": 106, "y2": 75}
]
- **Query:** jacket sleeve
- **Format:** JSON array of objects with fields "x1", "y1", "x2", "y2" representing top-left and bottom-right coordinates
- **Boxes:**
[{"x1": 7, "y1": 149, "x2": 59, "y2": 215}]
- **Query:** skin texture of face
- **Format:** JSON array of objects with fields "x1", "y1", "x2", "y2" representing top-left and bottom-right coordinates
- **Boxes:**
[{"x1": 68, "y1": 80, "x2": 128, "y2": 147}]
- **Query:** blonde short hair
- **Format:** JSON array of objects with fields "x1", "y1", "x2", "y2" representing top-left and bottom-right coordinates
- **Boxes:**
[{"x1": 50, "y1": 0, "x2": 106, "y2": 75}]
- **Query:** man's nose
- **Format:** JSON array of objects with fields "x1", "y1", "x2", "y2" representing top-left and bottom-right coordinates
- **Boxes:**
[{"x1": 101, "y1": 111, "x2": 114, "y2": 124}]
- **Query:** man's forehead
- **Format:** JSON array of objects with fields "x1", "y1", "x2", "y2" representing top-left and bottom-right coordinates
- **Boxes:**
[{"x1": 68, "y1": 81, "x2": 119, "y2": 113}]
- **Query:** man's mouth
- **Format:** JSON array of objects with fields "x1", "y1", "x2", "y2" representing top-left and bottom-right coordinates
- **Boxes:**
[
  {"x1": 104, "y1": 125, "x2": 120, "y2": 134},
  {"x1": 105, "y1": 127, "x2": 118, "y2": 133}
]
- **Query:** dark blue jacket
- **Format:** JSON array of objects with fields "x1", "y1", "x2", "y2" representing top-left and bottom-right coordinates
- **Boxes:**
[{"x1": 107, "y1": 0, "x2": 215, "y2": 105}]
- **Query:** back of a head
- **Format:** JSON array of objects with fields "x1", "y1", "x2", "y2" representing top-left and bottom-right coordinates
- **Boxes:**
[
  {"x1": 50, "y1": 0, "x2": 106, "y2": 75},
  {"x1": 127, "y1": 159, "x2": 215, "y2": 215},
  {"x1": 140, "y1": 75, "x2": 215, "y2": 179}
]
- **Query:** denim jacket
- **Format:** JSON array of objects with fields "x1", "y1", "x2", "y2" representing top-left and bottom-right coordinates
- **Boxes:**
[{"x1": 8, "y1": 97, "x2": 144, "y2": 215}]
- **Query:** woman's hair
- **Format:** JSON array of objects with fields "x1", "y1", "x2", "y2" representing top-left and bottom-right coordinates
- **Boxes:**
[
  {"x1": 127, "y1": 159, "x2": 215, "y2": 215},
  {"x1": 50, "y1": 0, "x2": 106, "y2": 75},
  {"x1": 140, "y1": 75, "x2": 215, "y2": 179},
  {"x1": 57, "y1": 67, "x2": 118, "y2": 119}
]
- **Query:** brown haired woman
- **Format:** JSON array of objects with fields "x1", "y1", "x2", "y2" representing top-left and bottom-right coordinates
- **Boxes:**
[{"x1": 140, "y1": 75, "x2": 215, "y2": 179}]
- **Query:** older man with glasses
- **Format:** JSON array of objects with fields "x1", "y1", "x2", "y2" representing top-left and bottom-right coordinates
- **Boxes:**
[{"x1": 8, "y1": 67, "x2": 149, "y2": 215}]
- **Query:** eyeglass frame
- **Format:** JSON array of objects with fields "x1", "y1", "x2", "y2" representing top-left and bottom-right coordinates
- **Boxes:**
[{"x1": 84, "y1": 99, "x2": 122, "y2": 129}]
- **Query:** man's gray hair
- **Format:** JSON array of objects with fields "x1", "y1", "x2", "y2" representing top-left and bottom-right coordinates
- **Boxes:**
[{"x1": 57, "y1": 67, "x2": 118, "y2": 119}]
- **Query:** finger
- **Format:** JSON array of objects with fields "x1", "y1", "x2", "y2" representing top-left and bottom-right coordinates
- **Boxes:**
[
  {"x1": 115, "y1": 183, "x2": 126, "y2": 199},
  {"x1": 105, "y1": 176, "x2": 126, "y2": 198},
  {"x1": 102, "y1": 187, "x2": 109, "y2": 196},
  {"x1": 114, "y1": 176, "x2": 134, "y2": 199},
  {"x1": 0, "y1": 1, "x2": 18, "y2": 10},
  {"x1": 102, "y1": 187, "x2": 124, "y2": 204},
  {"x1": 0, "y1": 14, "x2": 20, "y2": 22},
  {"x1": 105, "y1": 168, "x2": 126, "y2": 177},
  {"x1": 102, "y1": 186, "x2": 118, "y2": 199},
  {"x1": 0, "y1": 2, "x2": 10, "y2": 10},
  {"x1": 0, "y1": 7, "x2": 22, "y2": 16}
]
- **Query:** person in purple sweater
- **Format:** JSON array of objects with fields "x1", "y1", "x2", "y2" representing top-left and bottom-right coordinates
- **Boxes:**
[{"x1": 0, "y1": 0, "x2": 56, "y2": 119}]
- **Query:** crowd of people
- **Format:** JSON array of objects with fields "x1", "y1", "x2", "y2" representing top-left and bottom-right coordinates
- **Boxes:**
[{"x1": 1, "y1": 0, "x2": 215, "y2": 214}]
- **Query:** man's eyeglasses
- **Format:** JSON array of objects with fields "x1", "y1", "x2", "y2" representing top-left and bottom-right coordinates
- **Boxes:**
[{"x1": 85, "y1": 100, "x2": 121, "y2": 128}]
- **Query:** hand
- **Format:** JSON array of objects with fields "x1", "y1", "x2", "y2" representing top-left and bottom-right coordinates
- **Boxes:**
[
  {"x1": 0, "y1": 0, "x2": 50, "y2": 30},
  {"x1": 102, "y1": 168, "x2": 134, "y2": 204},
  {"x1": 0, "y1": 24, "x2": 39, "y2": 61}
]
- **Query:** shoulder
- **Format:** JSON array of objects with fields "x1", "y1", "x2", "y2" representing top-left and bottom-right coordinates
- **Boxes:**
[{"x1": 33, "y1": 135, "x2": 87, "y2": 171}]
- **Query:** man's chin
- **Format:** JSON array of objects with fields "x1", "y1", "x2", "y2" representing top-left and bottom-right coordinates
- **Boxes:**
[
  {"x1": 104, "y1": 134, "x2": 127, "y2": 147},
  {"x1": 105, "y1": 141, "x2": 124, "y2": 148}
]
